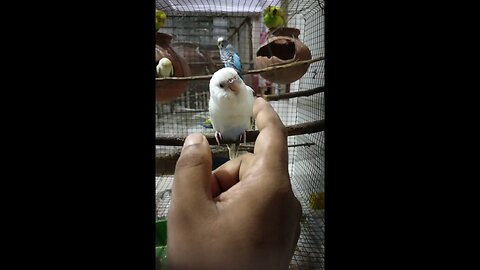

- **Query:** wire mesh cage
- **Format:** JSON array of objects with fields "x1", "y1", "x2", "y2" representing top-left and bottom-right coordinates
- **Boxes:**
[{"x1": 155, "y1": 0, "x2": 324, "y2": 268}]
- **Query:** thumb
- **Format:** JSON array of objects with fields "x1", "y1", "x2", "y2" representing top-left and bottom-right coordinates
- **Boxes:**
[{"x1": 170, "y1": 133, "x2": 214, "y2": 218}]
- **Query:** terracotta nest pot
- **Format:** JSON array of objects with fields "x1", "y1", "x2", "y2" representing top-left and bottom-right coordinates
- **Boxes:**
[
  {"x1": 255, "y1": 27, "x2": 312, "y2": 84},
  {"x1": 171, "y1": 42, "x2": 216, "y2": 76},
  {"x1": 156, "y1": 32, "x2": 191, "y2": 104}
]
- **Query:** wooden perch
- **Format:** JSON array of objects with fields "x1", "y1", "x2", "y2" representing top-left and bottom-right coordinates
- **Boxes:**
[
  {"x1": 263, "y1": 86, "x2": 324, "y2": 101},
  {"x1": 244, "y1": 57, "x2": 323, "y2": 75},
  {"x1": 240, "y1": 142, "x2": 315, "y2": 151},
  {"x1": 155, "y1": 56, "x2": 324, "y2": 82},
  {"x1": 155, "y1": 119, "x2": 324, "y2": 146}
]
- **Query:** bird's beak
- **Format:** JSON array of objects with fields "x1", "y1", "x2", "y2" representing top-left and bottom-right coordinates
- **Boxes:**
[{"x1": 227, "y1": 78, "x2": 241, "y2": 92}]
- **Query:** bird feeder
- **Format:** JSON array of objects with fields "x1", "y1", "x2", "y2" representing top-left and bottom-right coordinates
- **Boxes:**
[
  {"x1": 255, "y1": 27, "x2": 312, "y2": 84},
  {"x1": 156, "y1": 32, "x2": 191, "y2": 103}
]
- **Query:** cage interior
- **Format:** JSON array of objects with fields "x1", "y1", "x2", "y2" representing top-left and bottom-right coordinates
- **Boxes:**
[{"x1": 155, "y1": 0, "x2": 324, "y2": 268}]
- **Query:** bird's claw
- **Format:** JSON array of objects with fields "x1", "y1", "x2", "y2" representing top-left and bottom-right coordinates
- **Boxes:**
[{"x1": 215, "y1": 131, "x2": 223, "y2": 145}]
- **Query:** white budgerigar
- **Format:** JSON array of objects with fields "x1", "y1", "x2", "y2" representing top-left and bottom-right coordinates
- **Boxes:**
[
  {"x1": 209, "y1": 67, "x2": 255, "y2": 160},
  {"x1": 156, "y1": 57, "x2": 174, "y2": 78}
]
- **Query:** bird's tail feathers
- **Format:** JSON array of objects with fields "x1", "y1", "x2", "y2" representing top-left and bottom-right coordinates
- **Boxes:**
[{"x1": 227, "y1": 143, "x2": 240, "y2": 160}]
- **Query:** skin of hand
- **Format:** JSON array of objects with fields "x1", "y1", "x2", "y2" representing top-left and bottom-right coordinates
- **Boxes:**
[{"x1": 167, "y1": 97, "x2": 302, "y2": 270}]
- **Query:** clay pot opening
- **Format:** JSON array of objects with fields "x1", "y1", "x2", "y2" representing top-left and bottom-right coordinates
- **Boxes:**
[
  {"x1": 255, "y1": 29, "x2": 312, "y2": 84},
  {"x1": 256, "y1": 40, "x2": 296, "y2": 60}
]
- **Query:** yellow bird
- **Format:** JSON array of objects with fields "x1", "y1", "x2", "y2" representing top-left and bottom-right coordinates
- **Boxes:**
[
  {"x1": 156, "y1": 57, "x2": 174, "y2": 78},
  {"x1": 308, "y1": 192, "x2": 324, "y2": 210},
  {"x1": 263, "y1": 5, "x2": 286, "y2": 30},
  {"x1": 156, "y1": 10, "x2": 167, "y2": 31}
]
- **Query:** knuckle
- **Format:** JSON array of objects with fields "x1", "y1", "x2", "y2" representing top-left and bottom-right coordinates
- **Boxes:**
[{"x1": 176, "y1": 144, "x2": 208, "y2": 170}]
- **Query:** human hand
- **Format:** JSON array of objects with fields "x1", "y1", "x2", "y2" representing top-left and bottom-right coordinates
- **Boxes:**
[{"x1": 167, "y1": 97, "x2": 302, "y2": 270}]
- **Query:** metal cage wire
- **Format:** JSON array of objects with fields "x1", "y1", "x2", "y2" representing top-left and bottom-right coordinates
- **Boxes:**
[{"x1": 156, "y1": 0, "x2": 324, "y2": 269}]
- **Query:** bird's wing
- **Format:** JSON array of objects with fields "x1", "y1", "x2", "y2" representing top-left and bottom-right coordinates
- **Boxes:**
[{"x1": 233, "y1": 53, "x2": 242, "y2": 70}]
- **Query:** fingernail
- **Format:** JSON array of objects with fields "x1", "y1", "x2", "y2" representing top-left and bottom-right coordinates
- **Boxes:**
[{"x1": 184, "y1": 133, "x2": 204, "y2": 147}]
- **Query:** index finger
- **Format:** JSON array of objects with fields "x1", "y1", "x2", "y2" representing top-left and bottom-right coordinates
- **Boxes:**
[{"x1": 252, "y1": 97, "x2": 288, "y2": 174}]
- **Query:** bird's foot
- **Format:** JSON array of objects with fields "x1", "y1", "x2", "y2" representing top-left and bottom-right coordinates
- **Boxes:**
[{"x1": 215, "y1": 131, "x2": 223, "y2": 145}]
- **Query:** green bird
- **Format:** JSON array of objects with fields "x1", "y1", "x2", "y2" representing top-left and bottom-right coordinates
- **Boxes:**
[
  {"x1": 263, "y1": 5, "x2": 286, "y2": 30},
  {"x1": 201, "y1": 118, "x2": 213, "y2": 129},
  {"x1": 156, "y1": 10, "x2": 166, "y2": 31}
]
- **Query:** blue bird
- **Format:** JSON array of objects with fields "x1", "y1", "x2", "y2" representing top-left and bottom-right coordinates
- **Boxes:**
[{"x1": 217, "y1": 37, "x2": 243, "y2": 79}]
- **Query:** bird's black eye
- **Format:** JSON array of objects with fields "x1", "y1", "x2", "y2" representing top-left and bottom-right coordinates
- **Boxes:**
[{"x1": 219, "y1": 83, "x2": 224, "y2": 88}]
